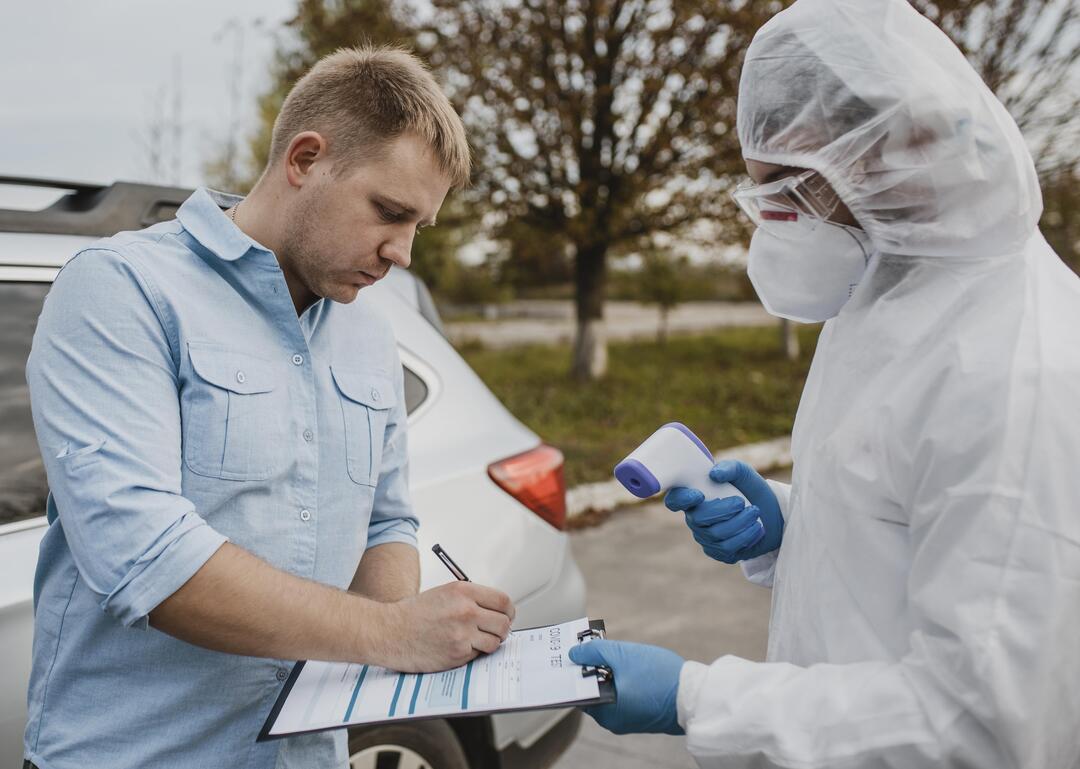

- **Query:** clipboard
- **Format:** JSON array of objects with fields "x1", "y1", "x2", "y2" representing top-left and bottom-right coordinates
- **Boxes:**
[{"x1": 258, "y1": 617, "x2": 615, "y2": 741}]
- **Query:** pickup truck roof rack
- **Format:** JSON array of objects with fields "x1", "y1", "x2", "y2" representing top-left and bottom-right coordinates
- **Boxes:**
[{"x1": 0, "y1": 176, "x2": 199, "y2": 237}]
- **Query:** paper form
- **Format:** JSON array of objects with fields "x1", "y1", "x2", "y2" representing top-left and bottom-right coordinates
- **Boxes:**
[{"x1": 265, "y1": 616, "x2": 602, "y2": 737}]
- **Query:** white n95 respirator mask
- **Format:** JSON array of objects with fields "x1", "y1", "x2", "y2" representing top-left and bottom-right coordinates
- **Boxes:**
[{"x1": 747, "y1": 222, "x2": 873, "y2": 324}]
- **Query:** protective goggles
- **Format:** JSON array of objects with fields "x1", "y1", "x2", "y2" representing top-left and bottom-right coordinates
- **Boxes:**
[{"x1": 730, "y1": 169, "x2": 842, "y2": 238}]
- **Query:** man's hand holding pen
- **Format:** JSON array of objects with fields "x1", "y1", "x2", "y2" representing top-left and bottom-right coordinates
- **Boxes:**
[
  {"x1": 374, "y1": 581, "x2": 515, "y2": 672},
  {"x1": 364, "y1": 544, "x2": 515, "y2": 673}
]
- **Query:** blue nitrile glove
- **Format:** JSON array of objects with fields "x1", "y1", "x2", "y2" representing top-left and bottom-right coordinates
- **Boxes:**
[
  {"x1": 568, "y1": 639, "x2": 684, "y2": 736},
  {"x1": 664, "y1": 459, "x2": 783, "y2": 563}
]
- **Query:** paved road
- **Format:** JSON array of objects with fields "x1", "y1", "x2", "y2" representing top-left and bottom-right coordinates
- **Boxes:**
[
  {"x1": 551, "y1": 468, "x2": 790, "y2": 769},
  {"x1": 445, "y1": 301, "x2": 775, "y2": 349}
]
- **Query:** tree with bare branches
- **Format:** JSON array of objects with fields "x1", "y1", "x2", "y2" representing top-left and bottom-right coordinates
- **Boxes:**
[{"x1": 420, "y1": 0, "x2": 787, "y2": 378}]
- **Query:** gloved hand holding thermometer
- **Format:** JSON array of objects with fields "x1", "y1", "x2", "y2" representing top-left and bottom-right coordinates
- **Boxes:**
[{"x1": 614, "y1": 422, "x2": 784, "y2": 563}]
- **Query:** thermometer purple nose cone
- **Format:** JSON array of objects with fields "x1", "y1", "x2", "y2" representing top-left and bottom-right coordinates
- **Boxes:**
[
  {"x1": 613, "y1": 422, "x2": 748, "y2": 507},
  {"x1": 613, "y1": 459, "x2": 661, "y2": 498}
]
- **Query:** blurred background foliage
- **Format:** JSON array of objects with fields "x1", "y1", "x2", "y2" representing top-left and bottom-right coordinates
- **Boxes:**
[
  {"x1": 206, "y1": 0, "x2": 1080, "y2": 368},
  {"x1": 459, "y1": 325, "x2": 821, "y2": 485}
]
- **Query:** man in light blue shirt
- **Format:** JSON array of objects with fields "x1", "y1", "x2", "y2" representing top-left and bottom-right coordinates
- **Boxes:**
[{"x1": 23, "y1": 46, "x2": 514, "y2": 769}]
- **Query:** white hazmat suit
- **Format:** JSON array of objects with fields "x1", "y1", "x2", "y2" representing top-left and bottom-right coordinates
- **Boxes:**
[{"x1": 676, "y1": 1, "x2": 1080, "y2": 767}]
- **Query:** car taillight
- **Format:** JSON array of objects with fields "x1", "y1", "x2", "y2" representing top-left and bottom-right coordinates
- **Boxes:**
[{"x1": 487, "y1": 444, "x2": 567, "y2": 530}]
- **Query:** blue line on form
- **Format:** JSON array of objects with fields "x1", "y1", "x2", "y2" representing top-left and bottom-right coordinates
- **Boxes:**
[
  {"x1": 461, "y1": 661, "x2": 474, "y2": 709},
  {"x1": 344, "y1": 665, "x2": 369, "y2": 722},
  {"x1": 389, "y1": 673, "x2": 406, "y2": 717},
  {"x1": 408, "y1": 673, "x2": 425, "y2": 715}
]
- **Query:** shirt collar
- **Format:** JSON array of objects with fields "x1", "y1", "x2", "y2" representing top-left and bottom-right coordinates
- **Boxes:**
[{"x1": 176, "y1": 187, "x2": 270, "y2": 262}]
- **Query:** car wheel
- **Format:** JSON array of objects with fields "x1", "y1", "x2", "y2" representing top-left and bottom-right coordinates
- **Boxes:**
[{"x1": 348, "y1": 720, "x2": 469, "y2": 769}]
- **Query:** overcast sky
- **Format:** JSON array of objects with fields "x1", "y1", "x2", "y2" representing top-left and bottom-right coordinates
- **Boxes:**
[{"x1": 1, "y1": 0, "x2": 296, "y2": 197}]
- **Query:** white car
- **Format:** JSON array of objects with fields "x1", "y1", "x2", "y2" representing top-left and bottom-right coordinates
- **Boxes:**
[{"x1": 0, "y1": 177, "x2": 586, "y2": 769}]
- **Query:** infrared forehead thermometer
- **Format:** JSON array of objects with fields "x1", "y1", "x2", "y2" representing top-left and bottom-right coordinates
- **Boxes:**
[{"x1": 614, "y1": 422, "x2": 749, "y2": 507}]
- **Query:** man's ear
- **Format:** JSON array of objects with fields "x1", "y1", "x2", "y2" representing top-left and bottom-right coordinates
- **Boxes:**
[{"x1": 284, "y1": 131, "x2": 328, "y2": 189}]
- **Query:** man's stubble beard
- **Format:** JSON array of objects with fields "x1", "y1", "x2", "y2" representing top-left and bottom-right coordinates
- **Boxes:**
[{"x1": 278, "y1": 194, "x2": 343, "y2": 304}]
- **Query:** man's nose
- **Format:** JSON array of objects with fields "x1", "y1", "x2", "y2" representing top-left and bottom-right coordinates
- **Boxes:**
[{"x1": 380, "y1": 230, "x2": 413, "y2": 270}]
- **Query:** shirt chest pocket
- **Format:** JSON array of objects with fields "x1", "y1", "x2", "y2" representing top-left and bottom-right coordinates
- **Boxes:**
[
  {"x1": 183, "y1": 342, "x2": 287, "y2": 481},
  {"x1": 331, "y1": 366, "x2": 396, "y2": 487}
]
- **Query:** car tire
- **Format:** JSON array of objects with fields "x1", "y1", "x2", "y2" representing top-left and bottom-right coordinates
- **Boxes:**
[{"x1": 347, "y1": 720, "x2": 469, "y2": 769}]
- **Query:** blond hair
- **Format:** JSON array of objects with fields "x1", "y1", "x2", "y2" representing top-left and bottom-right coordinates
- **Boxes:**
[{"x1": 268, "y1": 45, "x2": 471, "y2": 187}]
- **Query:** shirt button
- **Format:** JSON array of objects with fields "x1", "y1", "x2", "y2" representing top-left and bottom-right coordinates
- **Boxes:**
[
  {"x1": 236, "y1": 370, "x2": 246, "y2": 384},
  {"x1": 276, "y1": 669, "x2": 289, "y2": 682},
  {"x1": 300, "y1": 509, "x2": 311, "y2": 521},
  {"x1": 292, "y1": 354, "x2": 304, "y2": 366},
  {"x1": 370, "y1": 388, "x2": 380, "y2": 402},
  {"x1": 303, "y1": 429, "x2": 314, "y2": 442}
]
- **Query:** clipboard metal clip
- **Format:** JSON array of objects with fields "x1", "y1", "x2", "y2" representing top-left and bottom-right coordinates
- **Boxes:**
[
  {"x1": 577, "y1": 627, "x2": 605, "y2": 643},
  {"x1": 577, "y1": 624, "x2": 611, "y2": 681},
  {"x1": 580, "y1": 664, "x2": 613, "y2": 682}
]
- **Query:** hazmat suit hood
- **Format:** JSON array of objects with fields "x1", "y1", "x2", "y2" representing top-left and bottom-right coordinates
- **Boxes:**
[{"x1": 736, "y1": 0, "x2": 1042, "y2": 258}]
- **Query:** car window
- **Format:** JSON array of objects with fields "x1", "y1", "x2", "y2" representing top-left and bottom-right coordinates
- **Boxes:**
[
  {"x1": 0, "y1": 282, "x2": 49, "y2": 525},
  {"x1": 403, "y1": 365, "x2": 428, "y2": 415}
]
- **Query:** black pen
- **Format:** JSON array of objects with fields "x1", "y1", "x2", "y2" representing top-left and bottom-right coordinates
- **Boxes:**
[{"x1": 432, "y1": 543, "x2": 470, "y2": 582}]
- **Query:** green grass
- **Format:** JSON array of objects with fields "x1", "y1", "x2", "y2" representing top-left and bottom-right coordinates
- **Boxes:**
[{"x1": 460, "y1": 326, "x2": 821, "y2": 487}]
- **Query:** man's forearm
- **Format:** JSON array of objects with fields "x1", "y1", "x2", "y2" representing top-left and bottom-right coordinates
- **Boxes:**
[
  {"x1": 150, "y1": 540, "x2": 517, "y2": 674},
  {"x1": 150, "y1": 542, "x2": 390, "y2": 663},
  {"x1": 349, "y1": 542, "x2": 420, "y2": 602}
]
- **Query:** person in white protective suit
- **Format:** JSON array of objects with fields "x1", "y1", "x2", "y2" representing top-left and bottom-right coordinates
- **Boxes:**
[{"x1": 568, "y1": 0, "x2": 1080, "y2": 766}]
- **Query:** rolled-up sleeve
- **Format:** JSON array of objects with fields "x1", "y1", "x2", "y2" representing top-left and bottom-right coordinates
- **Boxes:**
[
  {"x1": 366, "y1": 353, "x2": 419, "y2": 549},
  {"x1": 27, "y1": 249, "x2": 226, "y2": 628}
]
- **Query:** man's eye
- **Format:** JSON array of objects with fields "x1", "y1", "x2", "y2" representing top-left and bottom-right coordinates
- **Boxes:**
[{"x1": 376, "y1": 203, "x2": 402, "y2": 222}]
